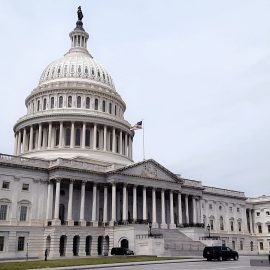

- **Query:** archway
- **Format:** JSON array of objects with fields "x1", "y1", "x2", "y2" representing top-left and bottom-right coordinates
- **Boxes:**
[
  {"x1": 73, "y1": 235, "x2": 80, "y2": 256},
  {"x1": 120, "y1": 238, "x2": 129, "y2": 249},
  {"x1": 85, "y1": 236, "x2": 92, "y2": 256},
  {"x1": 103, "y1": 236, "x2": 109, "y2": 256},
  {"x1": 97, "y1": 236, "x2": 103, "y2": 255},
  {"x1": 59, "y1": 235, "x2": 67, "y2": 256}
]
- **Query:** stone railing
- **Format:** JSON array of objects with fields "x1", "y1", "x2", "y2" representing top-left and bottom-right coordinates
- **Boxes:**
[
  {"x1": 177, "y1": 223, "x2": 205, "y2": 228},
  {"x1": 182, "y1": 179, "x2": 203, "y2": 188},
  {"x1": 199, "y1": 236, "x2": 220, "y2": 240},
  {"x1": 136, "y1": 234, "x2": 163, "y2": 239},
  {"x1": 203, "y1": 186, "x2": 245, "y2": 198},
  {"x1": 0, "y1": 153, "x2": 49, "y2": 168}
]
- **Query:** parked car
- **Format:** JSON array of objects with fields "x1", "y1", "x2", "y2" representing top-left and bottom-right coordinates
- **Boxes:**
[
  {"x1": 111, "y1": 247, "x2": 134, "y2": 255},
  {"x1": 203, "y1": 246, "x2": 239, "y2": 261}
]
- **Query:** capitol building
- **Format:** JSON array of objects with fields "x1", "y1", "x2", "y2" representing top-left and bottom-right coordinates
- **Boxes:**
[{"x1": 0, "y1": 8, "x2": 269, "y2": 259}]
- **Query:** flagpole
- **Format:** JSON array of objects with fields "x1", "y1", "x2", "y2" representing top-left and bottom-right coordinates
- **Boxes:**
[{"x1": 142, "y1": 119, "x2": 145, "y2": 160}]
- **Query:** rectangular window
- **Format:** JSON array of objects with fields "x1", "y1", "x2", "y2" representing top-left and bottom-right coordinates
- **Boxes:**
[
  {"x1": 210, "y1": 219, "x2": 214, "y2": 230},
  {"x1": 237, "y1": 208, "x2": 240, "y2": 212},
  {"x1": 2, "y1": 181, "x2": 9, "y2": 189},
  {"x1": 232, "y1": 240, "x2": 235, "y2": 250},
  {"x1": 18, "y1": 237, "x2": 25, "y2": 251},
  {"x1": 258, "y1": 225, "x2": 262, "y2": 233},
  {"x1": 266, "y1": 211, "x2": 270, "y2": 216},
  {"x1": 268, "y1": 225, "x2": 270, "y2": 233},
  {"x1": 259, "y1": 242, "x2": 264, "y2": 250},
  {"x1": 256, "y1": 212, "x2": 260, "y2": 216},
  {"x1": 0, "y1": 236, "x2": 4, "y2": 251},
  {"x1": 22, "y1": 184, "x2": 29, "y2": 191},
  {"x1": 20, "y1": 206, "x2": 27, "y2": 221},
  {"x1": 240, "y1": 240, "x2": 243, "y2": 250},
  {"x1": 0, "y1": 205, "x2": 7, "y2": 220}
]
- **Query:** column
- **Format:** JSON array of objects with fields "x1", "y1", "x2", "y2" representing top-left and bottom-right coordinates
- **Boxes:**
[
  {"x1": 82, "y1": 122, "x2": 86, "y2": 148},
  {"x1": 178, "y1": 192, "x2": 182, "y2": 225},
  {"x1": 169, "y1": 191, "x2": 176, "y2": 229},
  {"x1": 110, "y1": 182, "x2": 116, "y2": 226},
  {"x1": 92, "y1": 184, "x2": 98, "y2": 226},
  {"x1": 152, "y1": 188, "x2": 158, "y2": 228},
  {"x1": 59, "y1": 122, "x2": 63, "y2": 148},
  {"x1": 161, "y1": 189, "x2": 167, "y2": 228},
  {"x1": 125, "y1": 133, "x2": 128, "y2": 156},
  {"x1": 103, "y1": 186, "x2": 108, "y2": 223},
  {"x1": 79, "y1": 181, "x2": 86, "y2": 226},
  {"x1": 93, "y1": 124, "x2": 97, "y2": 150},
  {"x1": 192, "y1": 197, "x2": 197, "y2": 224},
  {"x1": 29, "y1": 126, "x2": 33, "y2": 151},
  {"x1": 48, "y1": 122, "x2": 52, "y2": 149},
  {"x1": 52, "y1": 179, "x2": 61, "y2": 225},
  {"x1": 67, "y1": 180, "x2": 74, "y2": 225},
  {"x1": 112, "y1": 128, "x2": 116, "y2": 153},
  {"x1": 122, "y1": 184, "x2": 127, "y2": 222},
  {"x1": 22, "y1": 128, "x2": 27, "y2": 153},
  {"x1": 17, "y1": 131, "x2": 22, "y2": 155},
  {"x1": 13, "y1": 133, "x2": 18, "y2": 155},
  {"x1": 132, "y1": 185, "x2": 137, "y2": 222},
  {"x1": 199, "y1": 198, "x2": 204, "y2": 223},
  {"x1": 119, "y1": 130, "x2": 123, "y2": 154},
  {"x1": 185, "y1": 194, "x2": 189, "y2": 224},
  {"x1": 45, "y1": 181, "x2": 53, "y2": 221},
  {"x1": 37, "y1": 124, "x2": 42, "y2": 150},
  {"x1": 143, "y1": 186, "x2": 147, "y2": 221},
  {"x1": 103, "y1": 126, "x2": 107, "y2": 151},
  {"x1": 70, "y1": 122, "x2": 75, "y2": 148},
  {"x1": 128, "y1": 136, "x2": 132, "y2": 158}
]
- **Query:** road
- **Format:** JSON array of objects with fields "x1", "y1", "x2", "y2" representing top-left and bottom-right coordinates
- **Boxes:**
[{"x1": 85, "y1": 256, "x2": 270, "y2": 270}]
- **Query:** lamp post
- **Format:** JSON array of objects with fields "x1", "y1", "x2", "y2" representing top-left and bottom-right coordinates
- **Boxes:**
[
  {"x1": 148, "y1": 221, "x2": 153, "y2": 237},
  {"x1": 207, "y1": 224, "x2": 211, "y2": 238}
]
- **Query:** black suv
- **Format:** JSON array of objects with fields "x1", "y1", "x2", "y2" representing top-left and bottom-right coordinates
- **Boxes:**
[
  {"x1": 111, "y1": 247, "x2": 134, "y2": 255},
  {"x1": 203, "y1": 246, "x2": 239, "y2": 261}
]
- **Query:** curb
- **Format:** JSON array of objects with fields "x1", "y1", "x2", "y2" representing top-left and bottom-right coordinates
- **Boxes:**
[{"x1": 35, "y1": 259, "x2": 204, "y2": 270}]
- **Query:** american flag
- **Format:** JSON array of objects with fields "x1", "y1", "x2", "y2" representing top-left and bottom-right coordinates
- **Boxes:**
[{"x1": 130, "y1": 121, "x2": 143, "y2": 130}]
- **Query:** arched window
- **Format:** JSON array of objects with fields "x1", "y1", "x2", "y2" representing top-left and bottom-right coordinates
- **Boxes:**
[
  {"x1": 238, "y1": 221, "x2": 242, "y2": 232},
  {"x1": 220, "y1": 216, "x2": 224, "y2": 231},
  {"x1": 43, "y1": 98, "x2": 47, "y2": 110},
  {"x1": 55, "y1": 128, "x2": 60, "y2": 147},
  {"x1": 77, "y1": 96, "x2": 81, "y2": 108},
  {"x1": 50, "y1": 97, "x2": 54, "y2": 109},
  {"x1": 59, "y1": 96, "x2": 63, "y2": 108},
  {"x1": 230, "y1": 220, "x2": 234, "y2": 231},
  {"x1": 109, "y1": 103, "x2": 112, "y2": 114},
  {"x1": 75, "y1": 128, "x2": 81, "y2": 147},
  {"x1": 65, "y1": 128, "x2": 71, "y2": 146},
  {"x1": 37, "y1": 100, "x2": 40, "y2": 111},
  {"x1": 94, "y1": 99, "x2": 99, "y2": 110},
  {"x1": 102, "y1": 100, "x2": 106, "y2": 112},
  {"x1": 68, "y1": 96, "x2": 72, "y2": 108},
  {"x1": 0, "y1": 198, "x2": 11, "y2": 221},
  {"x1": 86, "y1": 97, "x2": 90, "y2": 109},
  {"x1": 96, "y1": 131, "x2": 100, "y2": 149},
  {"x1": 85, "y1": 129, "x2": 90, "y2": 147}
]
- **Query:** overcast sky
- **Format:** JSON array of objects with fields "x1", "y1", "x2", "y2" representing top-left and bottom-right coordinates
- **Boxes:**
[{"x1": 0, "y1": 1, "x2": 269, "y2": 197}]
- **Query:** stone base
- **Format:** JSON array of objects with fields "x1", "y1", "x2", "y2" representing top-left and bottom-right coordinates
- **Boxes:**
[
  {"x1": 109, "y1": 221, "x2": 115, "y2": 227},
  {"x1": 152, "y1": 222, "x2": 159, "y2": 229},
  {"x1": 67, "y1": 220, "x2": 74, "y2": 226},
  {"x1": 92, "y1": 221, "x2": 98, "y2": 227},
  {"x1": 51, "y1": 219, "x2": 61, "y2": 226},
  {"x1": 80, "y1": 220, "x2": 86, "y2": 226},
  {"x1": 169, "y1": 223, "x2": 176, "y2": 229},
  {"x1": 160, "y1": 223, "x2": 168, "y2": 229}
]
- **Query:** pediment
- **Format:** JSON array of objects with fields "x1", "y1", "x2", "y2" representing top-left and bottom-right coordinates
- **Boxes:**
[{"x1": 109, "y1": 159, "x2": 182, "y2": 184}]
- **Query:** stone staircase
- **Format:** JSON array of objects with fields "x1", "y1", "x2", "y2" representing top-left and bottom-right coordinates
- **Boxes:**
[{"x1": 152, "y1": 228, "x2": 205, "y2": 256}]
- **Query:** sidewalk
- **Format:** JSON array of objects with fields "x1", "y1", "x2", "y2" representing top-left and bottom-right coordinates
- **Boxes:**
[{"x1": 36, "y1": 257, "x2": 204, "y2": 270}]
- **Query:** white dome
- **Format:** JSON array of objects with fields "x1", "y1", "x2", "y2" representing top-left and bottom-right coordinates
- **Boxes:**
[{"x1": 39, "y1": 50, "x2": 115, "y2": 89}]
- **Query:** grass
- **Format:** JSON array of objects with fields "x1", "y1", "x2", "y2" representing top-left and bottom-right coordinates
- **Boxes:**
[{"x1": 0, "y1": 256, "x2": 190, "y2": 270}]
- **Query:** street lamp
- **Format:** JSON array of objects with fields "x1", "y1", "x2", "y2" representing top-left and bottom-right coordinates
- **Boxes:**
[
  {"x1": 148, "y1": 221, "x2": 153, "y2": 237},
  {"x1": 207, "y1": 224, "x2": 211, "y2": 238}
]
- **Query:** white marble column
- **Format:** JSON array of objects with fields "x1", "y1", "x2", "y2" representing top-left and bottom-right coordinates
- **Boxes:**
[
  {"x1": 92, "y1": 184, "x2": 98, "y2": 226},
  {"x1": 185, "y1": 194, "x2": 189, "y2": 224},
  {"x1": 133, "y1": 185, "x2": 137, "y2": 221},
  {"x1": 177, "y1": 192, "x2": 183, "y2": 225},
  {"x1": 122, "y1": 184, "x2": 127, "y2": 222},
  {"x1": 53, "y1": 179, "x2": 61, "y2": 225},
  {"x1": 192, "y1": 197, "x2": 197, "y2": 224},
  {"x1": 17, "y1": 131, "x2": 22, "y2": 155},
  {"x1": 152, "y1": 188, "x2": 158, "y2": 227},
  {"x1": 67, "y1": 180, "x2": 74, "y2": 225},
  {"x1": 112, "y1": 128, "x2": 116, "y2": 153},
  {"x1": 128, "y1": 136, "x2": 132, "y2": 159},
  {"x1": 143, "y1": 186, "x2": 147, "y2": 221},
  {"x1": 125, "y1": 133, "x2": 128, "y2": 156},
  {"x1": 103, "y1": 126, "x2": 107, "y2": 151},
  {"x1": 46, "y1": 181, "x2": 53, "y2": 221},
  {"x1": 59, "y1": 122, "x2": 63, "y2": 148},
  {"x1": 80, "y1": 181, "x2": 86, "y2": 226},
  {"x1": 119, "y1": 130, "x2": 123, "y2": 154},
  {"x1": 161, "y1": 189, "x2": 167, "y2": 228},
  {"x1": 70, "y1": 122, "x2": 75, "y2": 148},
  {"x1": 93, "y1": 124, "x2": 97, "y2": 150},
  {"x1": 22, "y1": 128, "x2": 27, "y2": 153},
  {"x1": 29, "y1": 126, "x2": 33, "y2": 151},
  {"x1": 103, "y1": 186, "x2": 108, "y2": 223},
  {"x1": 169, "y1": 191, "x2": 176, "y2": 229},
  {"x1": 81, "y1": 122, "x2": 86, "y2": 148},
  {"x1": 48, "y1": 123, "x2": 52, "y2": 149},
  {"x1": 37, "y1": 124, "x2": 42, "y2": 150},
  {"x1": 110, "y1": 182, "x2": 116, "y2": 226}
]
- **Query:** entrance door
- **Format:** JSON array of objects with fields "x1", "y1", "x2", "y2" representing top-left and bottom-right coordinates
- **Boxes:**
[{"x1": 120, "y1": 239, "x2": 129, "y2": 249}]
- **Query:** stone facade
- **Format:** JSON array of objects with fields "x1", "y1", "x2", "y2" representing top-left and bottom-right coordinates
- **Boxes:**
[{"x1": 0, "y1": 9, "x2": 269, "y2": 259}]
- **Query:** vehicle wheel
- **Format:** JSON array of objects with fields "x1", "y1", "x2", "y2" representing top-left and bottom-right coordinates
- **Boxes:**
[
  {"x1": 233, "y1": 255, "x2": 239, "y2": 261},
  {"x1": 218, "y1": 256, "x2": 222, "y2": 261}
]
